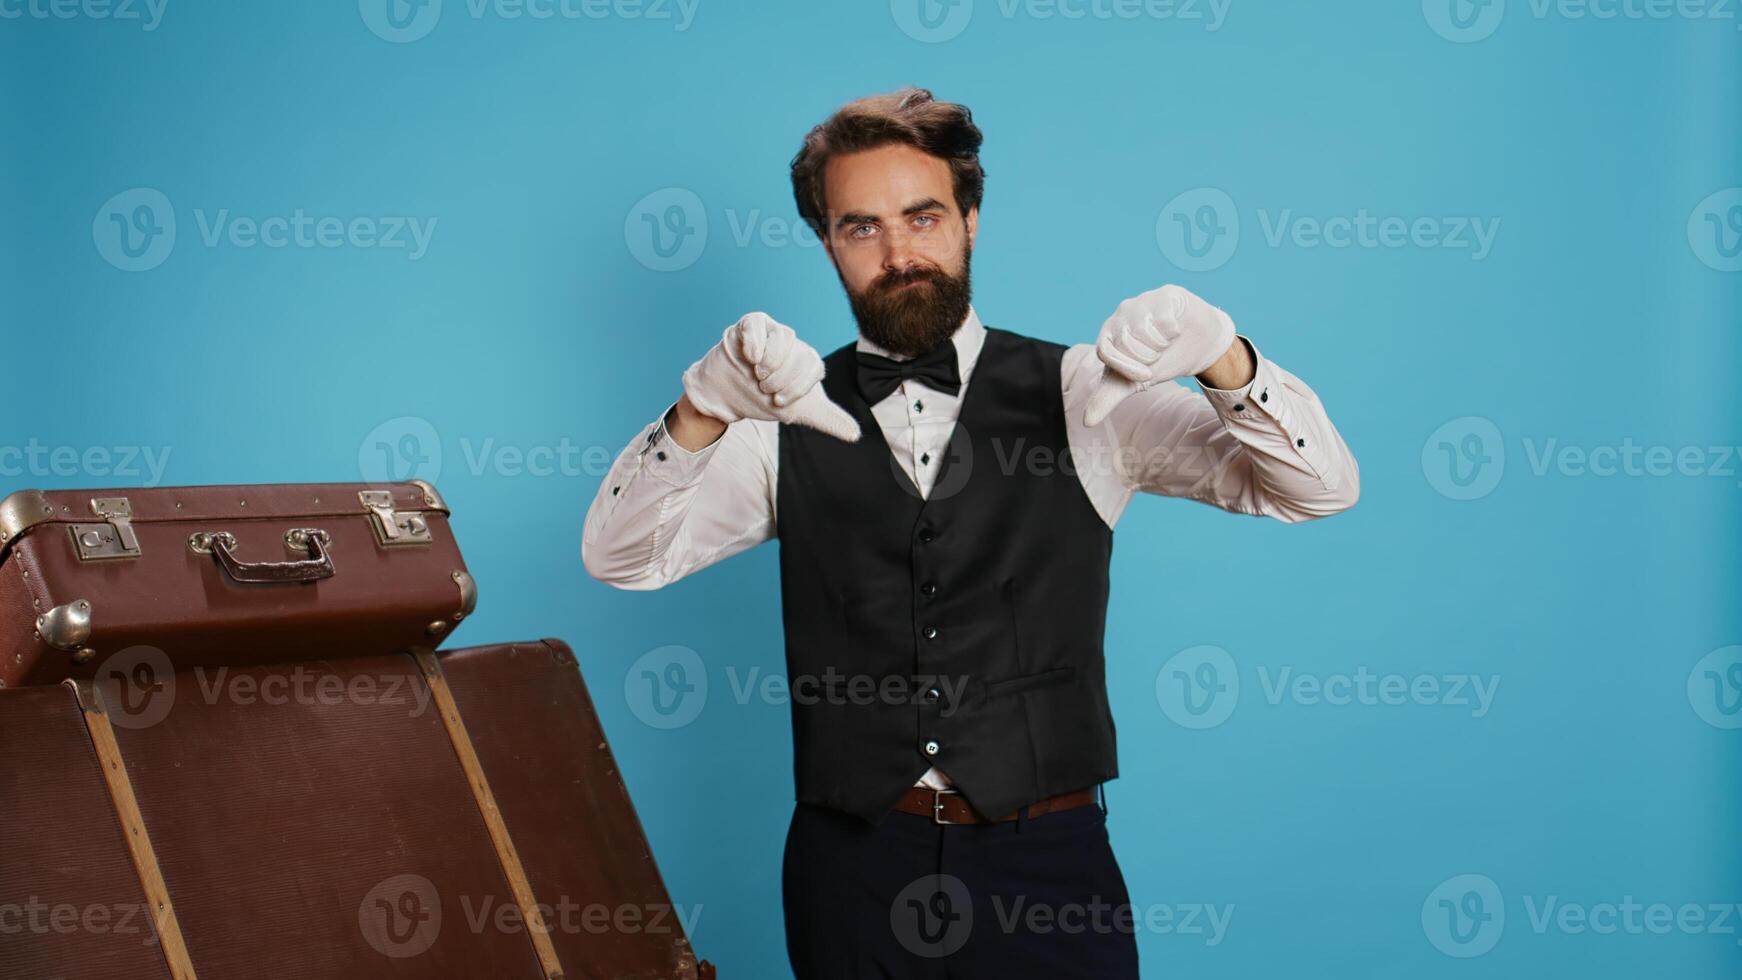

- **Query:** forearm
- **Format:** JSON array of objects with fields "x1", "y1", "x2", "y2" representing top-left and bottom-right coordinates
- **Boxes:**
[
  {"x1": 1190, "y1": 345, "x2": 1360, "y2": 520},
  {"x1": 1079, "y1": 338, "x2": 1360, "y2": 522},
  {"x1": 581, "y1": 407, "x2": 776, "y2": 589},
  {"x1": 665, "y1": 393, "x2": 727, "y2": 452},
  {"x1": 1194, "y1": 335, "x2": 1255, "y2": 392}
]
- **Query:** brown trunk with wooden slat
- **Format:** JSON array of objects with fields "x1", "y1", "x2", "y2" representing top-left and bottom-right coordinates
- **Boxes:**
[
  {"x1": 0, "y1": 683, "x2": 175, "y2": 980},
  {"x1": 438, "y1": 639, "x2": 717, "y2": 980}
]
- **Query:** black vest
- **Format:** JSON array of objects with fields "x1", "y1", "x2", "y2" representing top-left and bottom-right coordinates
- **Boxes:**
[{"x1": 776, "y1": 326, "x2": 1118, "y2": 825}]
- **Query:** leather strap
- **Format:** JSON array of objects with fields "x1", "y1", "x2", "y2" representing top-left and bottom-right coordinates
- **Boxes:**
[
  {"x1": 891, "y1": 786, "x2": 1099, "y2": 824},
  {"x1": 414, "y1": 650, "x2": 567, "y2": 980}
]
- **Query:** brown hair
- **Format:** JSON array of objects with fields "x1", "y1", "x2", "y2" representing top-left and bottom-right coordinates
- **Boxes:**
[{"x1": 790, "y1": 86, "x2": 985, "y2": 240}]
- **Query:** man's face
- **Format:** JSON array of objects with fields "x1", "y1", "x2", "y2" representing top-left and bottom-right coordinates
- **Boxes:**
[{"x1": 820, "y1": 143, "x2": 978, "y2": 358}]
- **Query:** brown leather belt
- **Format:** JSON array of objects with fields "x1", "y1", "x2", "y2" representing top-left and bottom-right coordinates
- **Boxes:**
[{"x1": 892, "y1": 786, "x2": 1100, "y2": 825}]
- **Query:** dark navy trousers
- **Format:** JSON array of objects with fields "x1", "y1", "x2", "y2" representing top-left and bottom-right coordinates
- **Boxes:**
[{"x1": 781, "y1": 792, "x2": 1141, "y2": 979}]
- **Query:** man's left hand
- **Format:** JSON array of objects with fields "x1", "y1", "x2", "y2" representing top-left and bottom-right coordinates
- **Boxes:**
[{"x1": 1083, "y1": 284, "x2": 1238, "y2": 427}]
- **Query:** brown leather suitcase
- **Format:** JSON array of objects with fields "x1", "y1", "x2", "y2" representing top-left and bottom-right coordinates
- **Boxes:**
[
  {"x1": 0, "y1": 644, "x2": 715, "y2": 979},
  {"x1": 0, "y1": 482, "x2": 474, "y2": 688}
]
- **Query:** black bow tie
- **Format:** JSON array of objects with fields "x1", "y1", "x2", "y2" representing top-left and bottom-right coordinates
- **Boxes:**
[{"x1": 854, "y1": 343, "x2": 962, "y2": 405}]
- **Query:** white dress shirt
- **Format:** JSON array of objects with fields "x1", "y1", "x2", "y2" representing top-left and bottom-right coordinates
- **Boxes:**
[{"x1": 582, "y1": 304, "x2": 1360, "y2": 790}]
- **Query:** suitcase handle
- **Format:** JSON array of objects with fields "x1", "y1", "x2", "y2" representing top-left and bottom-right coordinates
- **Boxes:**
[{"x1": 191, "y1": 528, "x2": 336, "y2": 585}]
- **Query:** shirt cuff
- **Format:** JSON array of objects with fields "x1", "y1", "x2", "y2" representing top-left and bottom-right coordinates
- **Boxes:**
[
  {"x1": 1196, "y1": 337, "x2": 1336, "y2": 486},
  {"x1": 637, "y1": 399, "x2": 720, "y2": 488},
  {"x1": 1197, "y1": 336, "x2": 1279, "y2": 424}
]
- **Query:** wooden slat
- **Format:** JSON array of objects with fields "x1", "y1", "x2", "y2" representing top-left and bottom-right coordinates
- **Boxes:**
[
  {"x1": 414, "y1": 649, "x2": 566, "y2": 980},
  {"x1": 71, "y1": 679, "x2": 199, "y2": 980}
]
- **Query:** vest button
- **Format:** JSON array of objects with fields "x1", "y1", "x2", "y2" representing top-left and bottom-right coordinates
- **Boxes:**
[
  {"x1": 922, "y1": 625, "x2": 939, "y2": 640},
  {"x1": 917, "y1": 527, "x2": 935, "y2": 543},
  {"x1": 924, "y1": 687, "x2": 940, "y2": 703},
  {"x1": 923, "y1": 740, "x2": 940, "y2": 756},
  {"x1": 920, "y1": 581, "x2": 937, "y2": 596}
]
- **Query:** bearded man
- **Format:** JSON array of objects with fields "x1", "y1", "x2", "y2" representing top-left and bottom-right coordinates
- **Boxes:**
[{"x1": 584, "y1": 86, "x2": 1360, "y2": 979}]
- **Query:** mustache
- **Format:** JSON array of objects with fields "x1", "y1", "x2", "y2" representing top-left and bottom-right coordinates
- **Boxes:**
[{"x1": 878, "y1": 266, "x2": 942, "y2": 291}]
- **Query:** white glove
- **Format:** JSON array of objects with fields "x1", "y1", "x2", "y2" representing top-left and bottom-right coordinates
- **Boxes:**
[
  {"x1": 681, "y1": 311, "x2": 861, "y2": 443},
  {"x1": 1082, "y1": 284, "x2": 1237, "y2": 427}
]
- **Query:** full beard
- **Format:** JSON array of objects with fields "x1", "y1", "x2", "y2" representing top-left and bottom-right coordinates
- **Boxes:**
[{"x1": 843, "y1": 246, "x2": 973, "y2": 359}]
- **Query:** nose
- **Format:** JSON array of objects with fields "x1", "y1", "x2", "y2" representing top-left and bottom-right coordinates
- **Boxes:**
[{"x1": 880, "y1": 225, "x2": 921, "y2": 276}]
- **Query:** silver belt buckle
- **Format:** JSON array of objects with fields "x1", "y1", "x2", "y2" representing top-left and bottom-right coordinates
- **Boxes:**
[{"x1": 931, "y1": 788, "x2": 962, "y2": 825}]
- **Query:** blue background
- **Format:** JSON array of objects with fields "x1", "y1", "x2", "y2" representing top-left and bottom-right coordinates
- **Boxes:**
[{"x1": 5, "y1": 0, "x2": 1740, "y2": 976}]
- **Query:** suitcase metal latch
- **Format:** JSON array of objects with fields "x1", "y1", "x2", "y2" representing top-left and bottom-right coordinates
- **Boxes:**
[
  {"x1": 70, "y1": 497, "x2": 142, "y2": 561},
  {"x1": 359, "y1": 490, "x2": 433, "y2": 547}
]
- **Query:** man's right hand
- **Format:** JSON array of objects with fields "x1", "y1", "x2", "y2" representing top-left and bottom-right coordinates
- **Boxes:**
[{"x1": 678, "y1": 312, "x2": 862, "y2": 446}]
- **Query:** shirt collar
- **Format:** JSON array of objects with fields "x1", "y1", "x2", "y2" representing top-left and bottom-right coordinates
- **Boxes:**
[{"x1": 854, "y1": 304, "x2": 986, "y2": 380}]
